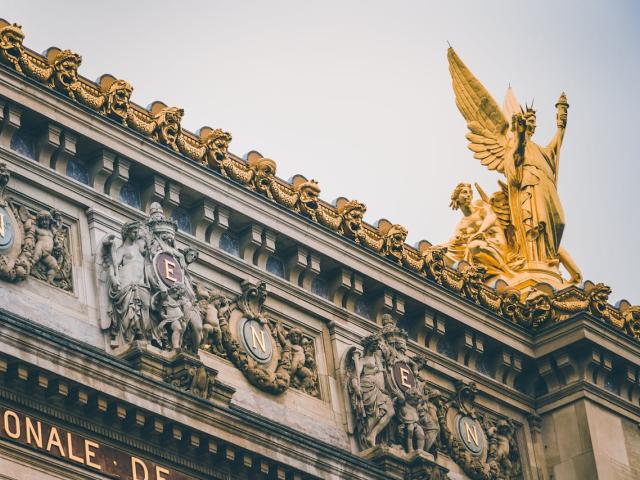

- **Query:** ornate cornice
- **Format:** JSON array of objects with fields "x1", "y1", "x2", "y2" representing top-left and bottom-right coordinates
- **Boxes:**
[{"x1": 0, "y1": 19, "x2": 637, "y2": 344}]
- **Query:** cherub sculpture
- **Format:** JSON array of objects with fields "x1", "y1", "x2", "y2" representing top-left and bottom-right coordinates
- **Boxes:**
[
  {"x1": 273, "y1": 324, "x2": 318, "y2": 395},
  {"x1": 154, "y1": 284, "x2": 188, "y2": 350},
  {"x1": 18, "y1": 209, "x2": 70, "y2": 287},
  {"x1": 447, "y1": 48, "x2": 582, "y2": 285},
  {"x1": 397, "y1": 388, "x2": 425, "y2": 453}
]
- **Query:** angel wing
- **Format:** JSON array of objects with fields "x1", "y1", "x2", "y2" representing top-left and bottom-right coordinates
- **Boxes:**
[
  {"x1": 475, "y1": 181, "x2": 516, "y2": 250},
  {"x1": 448, "y1": 48, "x2": 511, "y2": 173}
]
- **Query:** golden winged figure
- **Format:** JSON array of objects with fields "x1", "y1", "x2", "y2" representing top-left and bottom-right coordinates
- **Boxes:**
[{"x1": 443, "y1": 48, "x2": 581, "y2": 286}]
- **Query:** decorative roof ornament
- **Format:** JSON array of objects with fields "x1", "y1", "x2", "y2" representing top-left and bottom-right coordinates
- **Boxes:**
[
  {"x1": 1, "y1": 18, "x2": 638, "y2": 342},
  {"x1": 442, "y1": 47, "x2": 581, "y2": 291}
]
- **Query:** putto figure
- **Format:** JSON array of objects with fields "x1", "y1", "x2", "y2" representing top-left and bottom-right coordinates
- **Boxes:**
[
  {"x1": 441, "y1": 182, "x2": 520, "y2": 277},
  {"x1": 447, "y1": 48, "x2": 581, "y2": 287}
]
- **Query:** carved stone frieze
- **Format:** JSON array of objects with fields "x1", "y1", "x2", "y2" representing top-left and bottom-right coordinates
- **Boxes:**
[
  {"x1": 0, "y1": 163, "x2": 73, "y2": 291},
  {"x1": 346, "y1": 317, "x2": 523, "y2": 479},
  {"x1": 197, "y1": 280, "x2": 320, "y2": 396}
]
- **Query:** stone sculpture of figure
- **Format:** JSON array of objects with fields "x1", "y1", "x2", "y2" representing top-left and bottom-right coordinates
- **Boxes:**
[
  {"x1": 348, "y1": 335, "x2": 395, "y2": 448},
  {"x1": 176, "y1": 290, "x2": 204, "y2": 354},
  {"x1": 102, "y1": 221, "x2": 154, "y2": 343},
  {"x1": 31, "y1": 210, "x2": 59, "y2": 281},
  {"x1": 196, "y1": 286, "x2": 224, "y2": 354},
  {"x1": 397, "y1": 388, "x2": 425, "y2": 453},
  {"x1": 487, "y1": 420, "x2": 514, "y2": 474},
  {"x1": 274, "y1": 325, "x2": 317, "y2": 394},
  {"x1": 418, "y1": 388, "x2": 442, "y2": 453},
  {"x1": 155, "y1": 284, "x2": 187, "y2": 350}
]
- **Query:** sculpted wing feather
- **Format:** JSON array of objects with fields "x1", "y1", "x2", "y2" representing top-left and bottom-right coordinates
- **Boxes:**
[
  {"x1": 491, "y1": 180, "x2": 517, "y2": 249},
  {"x1": 448, "y1": 48, "x2": 510, "y2": 173}
]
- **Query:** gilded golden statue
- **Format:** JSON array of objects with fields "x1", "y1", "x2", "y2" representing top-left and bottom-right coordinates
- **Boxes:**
[{"x1": 445, "y1": 48, "x2": 582, "y2": 288}]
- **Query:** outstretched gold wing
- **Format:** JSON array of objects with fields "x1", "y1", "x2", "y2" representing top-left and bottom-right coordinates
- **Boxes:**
[{"x1": 448, "y1": 48, "x2": 510, "y2": 173}]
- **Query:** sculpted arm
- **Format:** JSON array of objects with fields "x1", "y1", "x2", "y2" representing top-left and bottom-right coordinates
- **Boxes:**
[
  {"x1": 476, "y1": 203, "x2": 498, "y2": 236},
  {"x1": 101, "y1": 234, "x2": 120, "y2": 288},
  {"x1": 546, "y1": 93, "x2": 569, "y2": 175}
]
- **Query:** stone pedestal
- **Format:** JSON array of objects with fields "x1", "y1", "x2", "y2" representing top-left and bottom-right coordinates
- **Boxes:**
[{"x1": 361, "y1": 445, "x2": 449, "y2": 480}]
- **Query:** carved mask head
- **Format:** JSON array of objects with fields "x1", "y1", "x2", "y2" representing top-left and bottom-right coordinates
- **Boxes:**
[
  {"x1": 0, "y1": 22, "x2": 24, "y2": 70},
  {"x1": 252, "y1": 158, "x2": 277, "y2": 194},
  {"x1": 297, "y1": 179, "x2": 320, "y2": 215},
  {"x1": 51, "y1": 50, "x2": 82, "y2": 94},
  {"x1": 384, "y1": 224, "x2": 408, "y2": 261},
  {"x1": 525, "y1": 290, "x2": 551, "y2": 328},
  {"x1": 154, "y1": 107, "x2": 183, "y2": 151},
  {"x1": 588, "y1": 283, "x2": 611, "y2": 317},
  {"x1": 450, "y1": 182, "x2": 472, "y2": 210},
  {"x1": 205, "y1": 128, "x2": 232, "y2": 165},
  {"x1": 106, "y1": 80, "x2": 133, "y2": 123},
  {"x1": 339, "y1": 200, "x2": 366, "y2": 238}
]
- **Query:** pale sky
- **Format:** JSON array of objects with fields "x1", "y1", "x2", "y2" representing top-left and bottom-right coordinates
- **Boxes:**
[{"x1": 3, "y1": 1, "x2": 639, "y2": 303}]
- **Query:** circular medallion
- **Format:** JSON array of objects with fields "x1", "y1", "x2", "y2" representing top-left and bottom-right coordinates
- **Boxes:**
[
  {"x1": 454, "y1": 414, "x2": 485, "y2": 456},
  {"x1": 239, "y1": 317, "x2": 273, "y2": 363},
  {"x1": 392, "y1": 362, "x2": 416, "y2": 392},
  {"x1": 0, "y1": 206, "x2": 15, "y2": 252},
  {"x1": 154, "y1": 252, "x2": 184, "y2": 287}
]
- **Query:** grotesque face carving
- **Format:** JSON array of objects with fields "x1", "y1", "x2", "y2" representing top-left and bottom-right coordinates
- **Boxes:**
[
  {"x1": 205, "y1": 128, "x2": 232, "y2": 166},
  {"x1": 588, "y1": 283, "x2": 611, "y2": 317},
  {"x1": 384, "y1": 224, "x2": 408, "y2": 262},
  {"x1": 106, "y1": 80, "x2": 132, "y2": 123},
  {"x1": 0, "y1": 23, "x2": 24, "y2": 70},
  {"x1": 154, "y1": 107, "x2": 183, "y2": 151},
  {"x1": 525, "y1": 291, "x2": 551, "y2": 328},
  {"x1": 51, "y1": 50, "x2": 82, "y2": 95},
  {"x1": 339, "y1": 200, "x2": 366, "y2": 238},
  {"x1": 450, "y1": 182, "x2": 472, "y2": 210},
  {"x1": 252, "y1": 158, "x2": 277, "y2": 194},
  {"x1": 500, "y1": 290, "x2": 522, "y2": 324},
  {"x1": 296, "y1": 179, "x2": 320, "y2": 218},
  {"x1": 623, "y1": 306, "x2": 640, "y2": 340}
]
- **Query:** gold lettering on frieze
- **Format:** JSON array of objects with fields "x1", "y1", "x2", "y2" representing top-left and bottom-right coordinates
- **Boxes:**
[
  {"x1": 46, "y1": 426, "x2": 65, "y2": 456},
  {"x1": 464, "y1": 421, "x2": 479, "y2": 446},
  {"x1": 0, "y1": 405, "x2": 194, "y2": 479},
  {"x1": 131, "y1": 456, "x2": 149, "y2": 480},
  {"x1": 26, "y1": 417, "x2": 43, "y2": 448},
  {"x1": 67, "y1": 431, "x2": 85, "y2": 464},
  {"x1": 84, "y1": 439, "x2": 101, "y2": 470},
  {"x1": 3, "y1": 410, "x2": 20, "y2": 439},
  {"x1": 250, "y1": 324, "x2": 267, "y2": 353}
]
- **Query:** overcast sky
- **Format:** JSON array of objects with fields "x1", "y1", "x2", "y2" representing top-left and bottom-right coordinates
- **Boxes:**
[{"x1": 3, "y1": 1, "x2": 639, "y2": 303}]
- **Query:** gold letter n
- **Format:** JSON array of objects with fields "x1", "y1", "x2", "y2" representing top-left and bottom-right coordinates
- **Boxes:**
[
  {"x1": 464, "y1": 421, "x2": 479, "y2": 446},
  {"x1": 250, "y1": 325, "x2": 266, "y2": 353}
]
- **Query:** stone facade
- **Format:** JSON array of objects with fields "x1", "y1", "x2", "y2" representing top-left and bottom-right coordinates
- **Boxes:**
[{"x1": 0, "y1": 19, "x2": 638, "y2": 480}]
